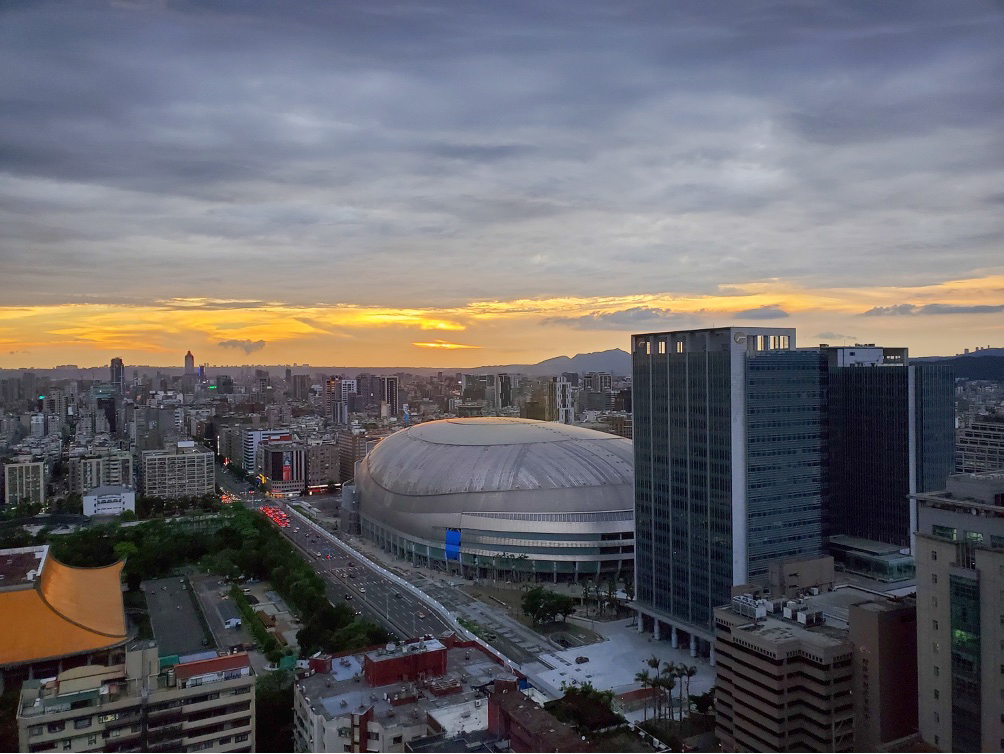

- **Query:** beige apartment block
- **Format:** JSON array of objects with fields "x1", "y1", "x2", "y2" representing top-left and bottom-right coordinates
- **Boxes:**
[
  {"x1": 18, "y1": 642, "x2": 255, "y2": 753},
  {"x1": 4, "y1": 461, "x2": 46, "y2": 507},
  {"x1": 141, "y1": 440, "x2": 214, "y2": 499}
]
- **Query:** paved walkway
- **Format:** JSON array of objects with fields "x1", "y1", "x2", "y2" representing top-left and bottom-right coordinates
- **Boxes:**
[{"x1": 331, "y1": 530, "x2": 717, "y2": 705}]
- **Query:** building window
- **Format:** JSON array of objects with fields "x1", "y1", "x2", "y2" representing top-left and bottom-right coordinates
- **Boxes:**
[
  {"x1": 393, "y1": 735, "x2": 403, "y2": 744},
  {"x1": 931, "y1": 550, "x2": 937, "y2": 561},
  {"x1": 934, "y1": 689, "x2": 939, "y2": 699},
  {"x1": 88, "y1": 736, "x2": 97, "y2": 746},
  {"x1": 47, "y1": 722, "x2": 65, "y2": 734},
  {"x1": 658, "y1": 341, "x2": 666, "y2": 354},
  {"x1": 73, "y1": 718, "x2": 91, "y2": 729},
  {"x1": 235, "y1": 733, "x2": 249, "y2": 743},
  {"x1": 934, "y1": 666, "x2": 940, "y2": 676},
  {"x1": 62, "y1": 742, "x2": 71, "y2": 751},
  {"x1": 676, "y1": 340, "x2": 684, "y2": 353},
  {"x1": 933, "y1": 642, "x2": 939, "y2": 654},
  {"x1": 932, "y1": 596, "x2": 938, "y2": 608},
  {"x1": 933, "y1": 619, "x2": 939, "y2": 631},
  {"x1": 932, "y1": 574, "x2": 938, "y2": 584}
]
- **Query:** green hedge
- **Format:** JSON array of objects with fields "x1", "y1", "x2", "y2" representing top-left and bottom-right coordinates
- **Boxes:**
[{"x1": 230, "y1": 586, "x2": 278, "y2": 654}]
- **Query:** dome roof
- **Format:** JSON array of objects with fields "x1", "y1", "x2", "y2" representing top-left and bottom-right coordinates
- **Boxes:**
[{"x1": 362, "y1": 417, "x2": 633, "y2": 498}]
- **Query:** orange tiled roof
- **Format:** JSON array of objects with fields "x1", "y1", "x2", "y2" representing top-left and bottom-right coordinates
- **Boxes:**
[{"x1": 0, "y1": 557, "x2": 128, "y2": 667}]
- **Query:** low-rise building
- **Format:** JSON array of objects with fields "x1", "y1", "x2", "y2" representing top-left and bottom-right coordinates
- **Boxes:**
[
  {"x1": 955, "y1": 419, "x2": 1004, "y2": 473},
  {"x1": 82, "y1": 485, "x2": 136, "y2": 517},
  {"x1": 294, "y1": 635, "x2": 518, "y2": 753},
  {"x1": 257, "y1": 440, "x2": 306, "y2": 497},
  {"x1": 17, "y1": 642, "x2": 255, "y2": 753},
  {"x1": 141, "y1": 441, "x2": 214, "y2": 499}
]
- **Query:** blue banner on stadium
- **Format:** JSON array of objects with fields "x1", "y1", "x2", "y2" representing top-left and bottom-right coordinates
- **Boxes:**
[{"x1": 445, "y1": 528, "x2": 461, "y2": 560}]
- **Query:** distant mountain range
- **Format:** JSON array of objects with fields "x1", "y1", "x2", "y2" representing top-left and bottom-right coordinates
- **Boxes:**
[
  {"x1": 473, "y1": 348, "x2": 632, "y2": 376},
  {"x1": 914, "y1": 348, "x2": 1004, "y2": 380}
]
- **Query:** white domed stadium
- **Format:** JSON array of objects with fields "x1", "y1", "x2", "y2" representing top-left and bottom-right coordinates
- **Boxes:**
[{"x1": 354, "y1": 417, "x2": 634, "y2": 583}]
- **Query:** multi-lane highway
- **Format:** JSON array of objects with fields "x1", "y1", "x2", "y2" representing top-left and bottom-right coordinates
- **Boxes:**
[
  {"x1": 216, "y1": 463, "x2": 454, "y2": 640},
  {"x1": 276, "y1": 519, "x2": 454, "y2": 640}
]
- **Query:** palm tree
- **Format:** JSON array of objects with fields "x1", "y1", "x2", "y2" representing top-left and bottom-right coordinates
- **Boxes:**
[
  {"x1": 658, "y1": 670, "x2": 676, "y2": 722},
  {"x1": 634, "y1": 670, "x2": 653, "y2": 722},
  {"x1": 683, "y1": 665, "x2": 698, "y2": 713},
  {"x1": 674, "y1": 663, "x2": 687, "y2": 726}
]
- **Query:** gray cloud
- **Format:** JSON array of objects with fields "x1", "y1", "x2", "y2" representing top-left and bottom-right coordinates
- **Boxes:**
[
  {"x1": 862, "y1": 303, "x2": 1004, "y2": 316},
  {"x1": 816, "y1": 331, "x2": 858, "y2": 340},
  {"x1": 734, "y1": 305, "x2": 789, "y2": 319},
  {"x1": 0, "y1": 1, "x2": 1002, "y2": 308},
  {"x1": 541, "y1": 306, "x2": 700, "y2": 331},
  {"x1": 218, "y1": 339, "x2": 267, "y2": 354}
]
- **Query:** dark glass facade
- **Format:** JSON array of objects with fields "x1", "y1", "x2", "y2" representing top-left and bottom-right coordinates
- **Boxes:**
[
  {"x1": 634, "y1": 345, "x2": 733, "y2": 630},
  {"x1": 745, "y1": 351, "x2": 826, "y2": 581},
  {"x1": 827, "y1": 364, "x2": 954, "y2": 547}
]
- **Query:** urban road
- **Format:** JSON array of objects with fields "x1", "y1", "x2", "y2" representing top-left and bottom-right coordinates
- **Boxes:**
[
  {"x1": 215, "y1": 466, "x2": 453, "y2": 641},
  {"x1": 215, "y1": 466, "x2": 550, "y2": 669}
]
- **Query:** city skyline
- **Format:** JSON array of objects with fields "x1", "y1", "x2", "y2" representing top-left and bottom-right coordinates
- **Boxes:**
[{"x1": 2, "y1": 1, "x2": 1002, "y2": 368}]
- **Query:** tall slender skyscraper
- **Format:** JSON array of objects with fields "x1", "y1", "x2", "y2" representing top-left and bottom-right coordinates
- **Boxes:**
[
  {"x1": 380, "y1": 376, "x2": 400, "y2": 416},
  {"x1": 110, "y1": 358, "x2": 125, "y2": 395},
  {"x1": 184, "y1": 350, "x2": 195, "y2": 376},
  {"x1": 632, "y1": 328, "x2": 954, "y2": 659}
]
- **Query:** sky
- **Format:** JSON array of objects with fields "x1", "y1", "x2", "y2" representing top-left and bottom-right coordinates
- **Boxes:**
[{"x1": 1, "y1": 0, "x2": 1002, "y2": 369}]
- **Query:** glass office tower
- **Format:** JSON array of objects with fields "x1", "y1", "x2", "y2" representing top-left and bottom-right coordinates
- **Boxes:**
[{"x1": 632, "y1": 327, "x2": 824, "y2": 651}]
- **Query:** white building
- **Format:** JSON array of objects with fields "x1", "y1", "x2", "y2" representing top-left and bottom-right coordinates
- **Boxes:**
[
  {"x1": 83, "y1": 485, "x2": 136, "y2": 517},
  {"x1": 4, "y1": 461, "x2": 46, "y2": 507}
]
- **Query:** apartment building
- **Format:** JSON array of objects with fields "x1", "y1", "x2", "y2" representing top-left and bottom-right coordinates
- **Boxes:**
[
  {"x1": 956, "y1": 419, "x2": 1004, "y2": 473},
  {"x1": 915, "y1": 472, "x2": 1004, "y2": 752},
  {"x1": 294, "y1": 636, "x2": 516, "y2": 753},
  {"x1": 141, "y1": 441, "x2": 214, "y2": 499},
  {"x1": 4, "y1": 461, "x2": 46, "y2": 507},
  {"x1": 306, "y1": 440, "x2": 338, "y2": 491},
  {"x1": 69, "y1": 452, "x2": 133, "y2": 494},
  {"x1": 17, "y1": 643, "x2": 255, "y2": 753}
]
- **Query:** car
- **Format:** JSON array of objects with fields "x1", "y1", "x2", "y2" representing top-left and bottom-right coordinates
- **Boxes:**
[
  {"x1": 359, "y1": 587, "x2": 366, "y2": 593},
  {"x1": 394, "y1": 592, "x2": 402, "y2": 599},
  {"x1": 344, "y1": 594, "x2": 353, "y2": 600},
  {"x1": 575, "y1": 656, "x2": 589, "y2": 664},
  {"x1": 416, "y1": 611, "x2": 427, "y2": 619}
]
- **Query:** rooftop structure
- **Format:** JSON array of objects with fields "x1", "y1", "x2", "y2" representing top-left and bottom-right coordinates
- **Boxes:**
[
  {"x1": 17, "y1": 642, "x2": 255, "y2": 753},
  {"x1": 0, "y1": 545, "x2": 128, "y2": 673},
  {"x1": 294, "y1": 635, "x2": 518, "y2": 752}
]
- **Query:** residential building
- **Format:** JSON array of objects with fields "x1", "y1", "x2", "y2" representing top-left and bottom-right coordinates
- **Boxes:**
[
  {"x1": 4, "y1": 461, "x2": 46, "y2": 507},
  {"x1": 293, "y1": 635, "x2": 515, "y2": 753},
  {"x1": 914, "y1": 472, "x2": 1004, "y2": 752},
  {"x1": 141, "y1": 441, "x2": 214, "y2": 499},
  {"x1": 956, "y1": 419, "x2": 1004, "y2": 473},
  {"x1": 306, "y1": 440, "x2": 339, "y2": 491},
  {"x1": 17, "y1": 642, "x2": 255, "y2": 753},
  {"x1": 82, "y1": 485, "x2": 136, "y2": 517},
  {"x1": 338, "y1": 433, "x2": 381, "y2": 485},
  {"x1": 381, "y1": 376, "x2": 400, "y2": 417},
  {"x1": 487, "y1": 689, "x2": 587, "y2": 753},
  {"x1": 547, "y1": 377, "x2": 573, "y2": 424},
  {"x1": 291, "y1": 374, "x2": 311, "y2": 401},
  {"x1": 69, "y1": 452, "x2": 133, "y2": 494}
]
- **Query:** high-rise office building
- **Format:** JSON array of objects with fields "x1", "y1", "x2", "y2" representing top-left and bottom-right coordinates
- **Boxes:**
[
  {"x1": 633, "y1": 328, "x2": 954, "y2": 655},
  {"x1": 548, "y1": 377, "x2": 573, "y2": 424},
  {"x1": 109, "y1": 358, "x2": 125, "y2": 395},
  {"x1": 380, "y1": 375, "x2": 400, "y2": 416},
  {"x1": 915, "y1": 472, "x2": 1004, "y2": 753},
  {"x1": 825, "y1": 345, "x2": 954, "y2": 548},
  {"x1": 184, "y1": 351, "x2": 195, "y2": 376}
]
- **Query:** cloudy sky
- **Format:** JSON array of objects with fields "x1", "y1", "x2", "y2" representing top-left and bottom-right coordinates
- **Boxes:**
[{"x1": 2, "y1": 0, "x2": 1002, "y2": 368}]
